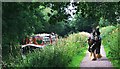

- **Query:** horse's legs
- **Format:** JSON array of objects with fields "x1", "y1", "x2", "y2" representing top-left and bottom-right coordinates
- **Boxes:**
[
  {"x1": 88, "y1": 42, "x2": 92, "y2": 58},
  {"x1": 90, "y1": 50, "x2": 97, "y2": 60},
  {"x1": 96, "y1": 41, "x2": 101, "y2": 54},
  {"x1": 88, "y1": 39, "x2": 97, "y2": 60},
  {"x1": 90, "y1": 44, "x2": 97, "y2": 60},
  {"x1": 90, "y1": 51, "x2": 97, "y2": 60},
  {"x1": 96, "y1": 41, "x2": 102, "y2": 58},
  {"x1": 90, "y1": 52, "x2": 92, "y2": 57}
]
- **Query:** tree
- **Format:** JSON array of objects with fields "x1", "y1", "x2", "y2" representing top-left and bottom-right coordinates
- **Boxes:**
[{"x1": 73, "y1": 2, "x2": 119, "y2": 27}]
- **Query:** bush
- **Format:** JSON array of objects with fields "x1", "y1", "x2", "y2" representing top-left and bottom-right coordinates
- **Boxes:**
[
  {"x1": 100, "y1": 25, "x2": 116, "y2": 38},
  {"x1": 99, "y1": 17, "x2": 110, "y2": 27},
  {"x1": 3, "y1": 32, "x2": 88, "y2": 67},
  {"x1": 101, "y1": 25, "x2": 120, "y2": 68}
]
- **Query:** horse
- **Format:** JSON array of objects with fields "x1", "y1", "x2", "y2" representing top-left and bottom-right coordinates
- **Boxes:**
[{"x1": 87, "y1": 31, "x2": 102, "y2": 60}]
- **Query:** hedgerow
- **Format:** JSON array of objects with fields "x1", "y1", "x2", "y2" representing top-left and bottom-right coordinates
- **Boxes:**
[
  {"x1": 3, "y1": 32, "x2": 88, "y2": 68},
  {"x1": 100, "y1": 25, "x2": 120, "y2": 68}
]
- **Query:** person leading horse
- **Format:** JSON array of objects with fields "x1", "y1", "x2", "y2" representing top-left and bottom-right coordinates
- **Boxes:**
[{"x1": 88, "y1": 27, "x2": 102, "y2": 60}]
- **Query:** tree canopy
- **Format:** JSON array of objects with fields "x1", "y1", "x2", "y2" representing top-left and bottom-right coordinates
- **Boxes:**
[{"x1": 2, "y1": 2, "x2": 120, "y2": 62}]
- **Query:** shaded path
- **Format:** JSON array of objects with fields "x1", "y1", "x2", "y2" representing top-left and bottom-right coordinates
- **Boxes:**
[{"x1": 80, "y1": 45, "x2": 114, "y2": 68}]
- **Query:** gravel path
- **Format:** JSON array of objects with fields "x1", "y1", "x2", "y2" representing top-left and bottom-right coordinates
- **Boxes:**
[{"x1": 80, "y1": 45, "x2": 114, "y2": 69}]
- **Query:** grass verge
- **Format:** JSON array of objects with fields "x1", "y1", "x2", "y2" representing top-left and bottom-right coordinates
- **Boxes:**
[{"x1": 68, "y1": 47, "x2": 87, "y2": 67}]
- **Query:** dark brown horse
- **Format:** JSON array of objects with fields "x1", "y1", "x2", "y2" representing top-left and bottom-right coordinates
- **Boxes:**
[{"x1": 88, "y1": 30, "x2": 102, "y2": 60}]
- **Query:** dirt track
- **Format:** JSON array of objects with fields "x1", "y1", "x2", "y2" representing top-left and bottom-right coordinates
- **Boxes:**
[{"x1": 80, "y1": 45, "x2": 114, "y2": 69}]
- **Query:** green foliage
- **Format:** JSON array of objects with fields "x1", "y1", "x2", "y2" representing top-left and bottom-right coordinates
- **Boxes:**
[
  {"x1": 3, "y1": 33, "x2": 88, "y2": 67},
  {"x1": 68, "y1": 47, "x2": 86, "y2": 67},
  {"x1": 2, "y1": 2, "x2": 71, "y2": 65},
  {"x1": 99, "y1": 17, "x2": 110, "y2": 27},
  {"x1": 100, "y1": 25, "x2": 116, "y2": 38},
  {"x1": 2, "y1": 3, "x2": 46, "y2": 63},
  {"x1": 74, "y1": 2, "x2": 119, "y2": 24},
  {"x1": 100, "y1": 25, "x2": 120, "y2": 68},
  {"x1": 2, "y1": 2, "x2": 119, "y2": 68},
  {"x1": 68, "y1": 2, "x2": 119, "y2": 33},
  {"x1": 71, "y1": 12, "x2": 92, "y2": 32}
]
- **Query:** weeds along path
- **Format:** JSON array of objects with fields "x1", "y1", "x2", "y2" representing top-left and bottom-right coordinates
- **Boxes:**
[{"x1": 80, "y1": 44, "x2": 113, "y2": 68}]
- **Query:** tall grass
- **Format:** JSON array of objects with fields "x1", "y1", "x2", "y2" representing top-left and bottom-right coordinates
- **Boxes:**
[
  {"x1": 100, "y1": 25, "x2": 116, "y2": 38},
  {"x1": 3, "y1": 32, "x2": 89, "y2": 68},
  {"x1": 100, "y1": 25, "x2": 120, "y2": 68}
]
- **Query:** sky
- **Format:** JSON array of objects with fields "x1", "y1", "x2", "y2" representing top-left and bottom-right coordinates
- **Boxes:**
[{"x1": 65, "y1": 0, "x2": 77, "y2": 20}]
